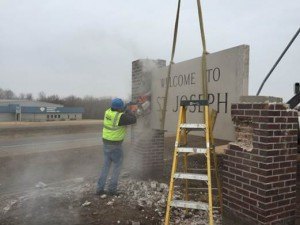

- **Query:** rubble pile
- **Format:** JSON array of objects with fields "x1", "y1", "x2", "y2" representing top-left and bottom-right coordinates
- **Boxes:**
[
  {"x1": 118, "y1": 179, "x2": 222, "y2": 225},
  {"x1": 1, "y1": 177, "x2": 221, "y2": 224}
]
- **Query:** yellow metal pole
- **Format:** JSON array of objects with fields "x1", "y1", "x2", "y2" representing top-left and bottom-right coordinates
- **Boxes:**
[
  {"x1": 182, "y1": 109, "x2": 189, "y2": 212},
  {"x1": 209, "y1": 109, "x2": 223, "y2": 215},
  {"x1": 164, "y1": 105, "x2": 184, "y2": 225},
  {"x1": 205, "y1": 106, "x2": 214, "y2": 225},
  {"x1": 196, "y1": 0, "x2": 208, "y2": 101},
  {"x1": 161, "y1": 0, "x2": 181, "y2": 130}
]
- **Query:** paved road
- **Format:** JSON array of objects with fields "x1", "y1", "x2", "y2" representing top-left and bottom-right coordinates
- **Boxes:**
[
  {"x1": 0, "y1": 128, "x2": 133, "y2": 195},
  {"x1": 0, "y1": 132, "x2": 102, "y2": 157}
]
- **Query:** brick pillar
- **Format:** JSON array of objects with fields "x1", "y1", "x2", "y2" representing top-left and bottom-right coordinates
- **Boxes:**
[
  {"x1": 223, "y1": 96, "x2": 298, "y2": 225},
  {"x1": 131, "y1": 59, "x2": 166, "y2": 178}
]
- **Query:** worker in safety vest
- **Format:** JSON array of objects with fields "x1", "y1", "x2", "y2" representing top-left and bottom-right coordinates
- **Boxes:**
[{"x1": 96, "y1": 98, "x2": 136, "y2": 196}]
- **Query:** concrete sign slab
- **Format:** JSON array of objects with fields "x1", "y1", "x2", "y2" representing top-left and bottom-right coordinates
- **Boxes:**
[{"x1": 151, "y1": 45, "x2": 249, "y2": 140}]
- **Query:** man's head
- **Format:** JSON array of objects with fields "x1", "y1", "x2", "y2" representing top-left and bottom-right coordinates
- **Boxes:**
[{"x1": 111, "y1": 98, "x2": 124, "y2": 111}]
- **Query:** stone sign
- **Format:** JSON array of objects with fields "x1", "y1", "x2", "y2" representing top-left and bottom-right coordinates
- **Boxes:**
[{"x1": 150, "y1": 45, "x2": 249, "y2": 140}]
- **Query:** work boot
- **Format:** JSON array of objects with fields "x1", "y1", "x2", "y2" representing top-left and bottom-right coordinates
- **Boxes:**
[
  {"x1": 95, "y1": 190, "x2": 106, "y2": 195},
  {"x1": 107, "y1": 191, "x2": 121, "y2": 197}
]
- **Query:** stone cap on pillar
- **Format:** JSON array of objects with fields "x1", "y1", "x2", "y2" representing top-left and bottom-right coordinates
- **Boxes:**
[{"x1": 239, "y1": 95, "x2": 283, "y2": 103}]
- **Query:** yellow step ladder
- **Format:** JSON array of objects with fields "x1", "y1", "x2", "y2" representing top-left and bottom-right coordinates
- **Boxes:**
[{"x1": 164, "y1": 100, "x2": 222, "y2": 225}]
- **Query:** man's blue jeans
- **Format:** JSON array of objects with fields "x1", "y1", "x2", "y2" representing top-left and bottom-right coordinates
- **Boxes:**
[{"x1": 97, "y1": 143, "x2": 123, "y2": 193}]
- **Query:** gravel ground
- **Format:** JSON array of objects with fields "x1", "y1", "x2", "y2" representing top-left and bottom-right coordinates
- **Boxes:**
[{"x1": 0, "y1": 176, "x2": 222, "y2": 225}]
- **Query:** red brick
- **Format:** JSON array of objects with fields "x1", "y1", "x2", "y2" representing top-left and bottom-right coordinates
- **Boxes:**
[
  {"x1": 276, "y1": 211, "x2": 292, "y2": 220},
  {"x1": 249, "y1": 205, "x2": 267, "y2": 217},
  {"x1": 286, "y1": 129, "x2": 298, "y2": 135},
  {"x1": 258, "y1": 189, "x2": 279, "y2": 197},
  {"x1": 260, "y1": 123, "x2": 280, "y2": 130},
  {"x1": 253, "y1": 116, "x2": 274, "y2": 123},
  {"x1": 273, "y1": 130, "x2": 285, "y2": 136},
  {"x1": 252, "y1": 155, "x2": 273, "y2": 163},
  {"x1": 275, "y1": 117, "x2": 286, "y2": 123},
  {"x1": 258, "y1": 175, "x2": 279, "y2": 183},
  {"x1": 253, "y1": 129, "x2": 273, "y2": 136},
  {"x1": 228, "y1": 190, "x2": 242, "y2": 200},
  {"x1": 243, "y1": 183, "x2": 257, "y2": 193},
  {"x1": 231, "y1": 109, "x2": 245, "y2": 115},
  {"x1": 245, "y1": 110, "x2": 260, "y2": 116},
  {"x1": 278, "y1": 187, "x2": 290, "y2": 194},
  {"x1": 280, "y1": 136, "x2": 293, "y2": 142},
  {"x1": 251, "y1": 167, "x2": 272, "y2": 176},
  {"x1": 250, "y1": 193, "x2": 272, "y2": 203},
  {"x1": 236, "y1": 163, "x2": 251, "y2": 172},
  {"x1": 272, "y1": 182, "x2": 284, "y2": 188},
  {"x1": 272, "y1": 194, "x2": 284, "y2": 201},
  {"x1": 235, "y1": 187, "x2": 250, "y2": 197},
  {"x1": 259, "y1": 150, "x2": 280, "y2": 156},
  {"x1": 273, "y1": 143, "x2": 286, "y2": 149},
  {"x1": 274, "y1": 104, "x2": 288, "y2": 110},
  {"x1": 242, "y1": 208, "x2": 258, "y2": 219},
  {"x1": 238, "y1": 104, "x2": 253, "y2": 109},
  {"x1": 279, "y1": 174, "x2": 292, "y2": 180},
  {"x1": 229, "y1": 167, "x2": 243, "y2": 176},
  {"x1": 287, "y1": 117, "x2": 298, "y2": 123},
  {"x1": 223, "y1": 171, "x2": 235, "y2": 179},
  {"x1": 260, "y1": 136, "x2": 280, "y2": 143},
  {"x1": 223, "y1": 159, "x2": 235, "y2": 167},
  {"x1": 229, "y1": 178, "x2": 243, "y2": 188},
  {"x1": 280, "y1": 162, "x2": 292, "y2": 168},
  {"x1": 236, "y1": 175, "x2": 250, "y2": 184},
  {"x1": 228, "y1": 202, "x2": 240, "y2": 210},
  {"x1": 284, "y1": 192, "x2": 296, "y2": 199},
  {"x1": 250, "y1": 180, "x2": 272, "y2": 190},
  {"x1": 285, "y1": 180, "x2": 296, "y2": 186},
  {"x1": 253, "y1": 142, "x2": 273, "y2": 150},
  {"x1": 258, "y1": 201, "x2": 277, "y2": 210},
  {"x1": 229, "y1": 156, "x2": 243, "y2": 164},
  {"x1": 276, "y1": 199, "x2": 290, "y2": 206},
  {"x1": 253, "y1": 103, "x2": 269, "y2": 109},
  {"x1": 225, "y1": 149, "x2": 236, "y2": 156},
  {"x1": 272, "y1": 168, "x2": 285, "y2": 175},
  {"x1": 285, "y1": 167, "x2": 296, "y2": 173},
  {"x1": 273, "y1": 156, "x2": 286, "y2": 162},
  {"x1": 243, "y1": 159, "x2": 258, "y2": 167},
  {"x1": 226, "y1": 194, "x2": 250, "y2": 209},
  {"x1": 258, "y1": 214, "x2": 269, "y2": 223},
  {"x1": 236, "y1": 151, "x2": 251, "y2": 159},
  {"x1": 231, "y1": 104, "x2": 237, "y2": 109}
]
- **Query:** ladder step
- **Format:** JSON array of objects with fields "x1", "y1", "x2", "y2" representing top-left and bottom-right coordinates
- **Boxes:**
[
  {"x1": 177, "y1": 147, "x2": 206, "y2": 154},
  {"x1": 174, "y1": 172, "x2": 208, "y2": 181},
  {"x1": 171, "y1": 200, "x2": 208, "y2": 210},
  {"x1": 180, "y1": 123, "x2": 206, "y2": 130}
]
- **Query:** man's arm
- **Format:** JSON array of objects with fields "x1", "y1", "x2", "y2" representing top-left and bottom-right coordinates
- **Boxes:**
[{"x1": 118, "y1": 110, "x2": 137, "y2": 126}]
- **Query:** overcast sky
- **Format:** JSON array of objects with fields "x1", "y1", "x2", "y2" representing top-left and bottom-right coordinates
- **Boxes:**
[{"x1": 0, "y1": 0, "x2": 299, "y2": 101}]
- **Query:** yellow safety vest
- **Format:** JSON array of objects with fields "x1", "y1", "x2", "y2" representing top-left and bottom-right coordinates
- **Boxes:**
[{"x1": 102, "y1": 108, "x2": 126, "y2": 141}]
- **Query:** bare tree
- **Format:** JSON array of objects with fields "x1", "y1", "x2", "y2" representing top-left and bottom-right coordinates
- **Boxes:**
[
  {"x1": 26, "y1": 93, "x2": 33, "y2": 100},
  {"x1": 38, "y1": 91, "x2": 46, "y2": 101}
]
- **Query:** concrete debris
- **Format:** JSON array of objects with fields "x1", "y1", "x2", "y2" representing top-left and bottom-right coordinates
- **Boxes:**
[
  {"x1": 106, "y1": 201, "x2": 114, "y2": 206},
  {"x1": 3, "y1": 200, "x2": 17, "y2": 213},
  {"x1": 35, "y1": 182, "x2": 47, "y2": 189},
  {"x1": 81, "y1": 200, "x2": 91, "y2": 207},
  {"x1": 100, "y1": 194, "x2": 107, "y2": 199},
  {"x1": 118, "y1": 179, "x2": 221, "y2": 225},
  {"x1": 131, "y1": 221, "x2": 140, "y2": 225}
]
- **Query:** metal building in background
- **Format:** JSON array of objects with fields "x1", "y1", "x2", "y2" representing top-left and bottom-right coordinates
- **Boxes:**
[{"x1": 0, "y1": 100, "x2": 84, "y2": 122}]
